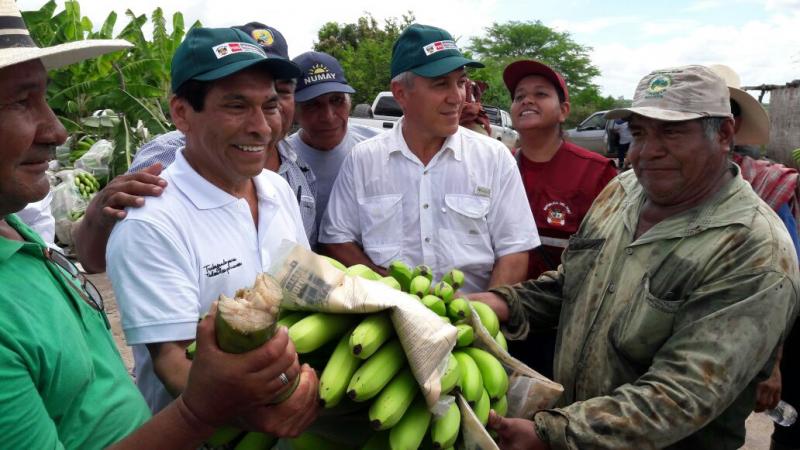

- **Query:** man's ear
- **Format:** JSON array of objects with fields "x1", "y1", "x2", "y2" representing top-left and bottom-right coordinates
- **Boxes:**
[
  {"x1": 390, "y1": 80, "x2": 408, "y2": 113},
  {"x1": 719, "y1": 117, "x2": 736, "y2": 151},
  {"x1": 170, "y1": 95, "x2": 191, "y2": 133},
  {"x1": 559, "y1": 101, "x2": 571, "y2": 124}
]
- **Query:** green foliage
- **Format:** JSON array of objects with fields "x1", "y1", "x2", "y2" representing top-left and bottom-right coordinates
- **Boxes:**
[
  {"x1": 467, "y1": 20, "x2": 627, "y2": 128},
  {"x1": 21, "y1": 0, "x2": 201, "y2": 175},
  {"x1": 314, "y1": 13, "x2": 414, "y2": 106}
]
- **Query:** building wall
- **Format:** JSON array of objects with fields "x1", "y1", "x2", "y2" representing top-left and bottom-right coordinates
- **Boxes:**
[{"x1": 766, "y1": 84, "x2": 800, "y2": 167}]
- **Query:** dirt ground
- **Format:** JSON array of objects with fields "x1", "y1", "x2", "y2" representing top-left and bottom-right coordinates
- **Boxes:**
[{"x1": 87, "y1": 272, "x2": 776, "y2": 449}]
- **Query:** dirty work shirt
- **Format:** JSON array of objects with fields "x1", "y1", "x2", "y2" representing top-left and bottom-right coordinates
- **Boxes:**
[
  {"x1": 492, "y1": 167, "x2": 799, "y2": 449},
  {"x1": 107, "y1": 149, "x2": 309, "y2": 413},
  {"x1": 285, "y1": 123, "x2": 381, "y2": 233},
  {"x1": 320, "y1": 118, "x2": 538, "y2": 293},
  {"x1": 128, "y1": 130, "x2": 318, "y2": 247},
  {"x1": 0, "y1": 215, "x2": 150, "y2": 449}
]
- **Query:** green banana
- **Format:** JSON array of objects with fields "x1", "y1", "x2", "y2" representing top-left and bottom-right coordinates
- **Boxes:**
[
  {"x1": 234, "y1": 431, "x2": 278, "y2": 450},
  {"x1": 446, "y1": 298, "x2": 470, "y2": 322},
  {"x1": 319, "y1": 328, "x2": 363, "y2": 408},
  {"x1": 388, "y1": 260, "x2": 414, "y2": 292},
  {"x1": 322, "y1": 255, "x2": 347, "y2": 271},
  {"x1": 470, "y1": 301, "x2": 500, "y2": 337},
  {"x1": 349, "y1": 312, "x2": 395, "y2": 359},
  {"x1": 433, "y1": 281, "x2": 454, "y2": 303},
  {"x1": 461, "y1": 347, "x2": 508, "y2": 402},
  {"x1": 440, "y1": 353, "x2": 460, "y2": 394},
  {"x1": 348, "y1": 338, "x2": 406, "y2": 402},
  {"x1": 287, "y1": 432, "x2": 340, "y2": 450},
  {"x1": 288, "y1": 312, "x2": 355, "y2": 354},
  {"x1": 494, "y1": 330, "x2": 508, "y2": 352},
  {"x1": 440, "y1": 315, "x2": 451, "y2": 324},
  {"x1": 452, "y1": 351, "x2": 483, "y2": 404},
  {"x1": 205, "y1": 426, "x2": 243, "y2": 447},
  {"x1": 388, "y1": 396, "x2": 432, "y2": 450},
  {"x1": 379, "y1": 276, "x2": 402, "y2": 291},
  {"x1": 276, "y1": 311, "x2": 306, "y2": 329},
  {"x1": 421, "y1": 294, "x2": 446, "y2": 316},
  {"x1": 346, "y1": 264, "x2": 382, "y2": 281},
  {"x1": 431, "y1": 401, "x2": 460, "y2": 449},
  {"x1": 412, "y1": 264, "x2": 433, "y2": 282},
  {"x1": 361, "y1": 430, "x2": 390, "y2": 450},
  {"x1": 441, "y1": 269, "x2": 465, "y2": 291},
  {"x1": 409, "y1": 275, "x2": 432, "y2": 297},
  {"x1": 369, "y1": 367, "x2": 419, "y2": 430},
  {"x1": 491, "y1": 394, "x2": 508, "y2": 417},
  {"x1": 185, "y1": 340, "x2": 196, "y2": 360},
  {"x1": 455, "y1": 323, "x2": 474, "y2": 348},
  {"x1": 474, "y1": 388, "x2": 491, "y2": 426}
]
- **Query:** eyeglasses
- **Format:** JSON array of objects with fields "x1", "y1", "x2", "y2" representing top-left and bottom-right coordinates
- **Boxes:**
[{"x1": 44, "y1": 248, "x2": 104, "y2": 313}]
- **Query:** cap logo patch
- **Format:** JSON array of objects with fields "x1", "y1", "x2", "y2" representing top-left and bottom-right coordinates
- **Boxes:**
[
  {"x1": 251, "y1": 29, "x2": 275, "y2": 46},
  {"x1": 646, "y1": 74, "x2": 672, "y2": 98},
  {"x1": 304, "y1": 63, "x2": 336, "y2": 84},
  {"x1": 423, "y1": 40, "x2": 457, "y2": 56},
  {"x1": 212, "y1": 42, "x2": 266, "y2": 59}
]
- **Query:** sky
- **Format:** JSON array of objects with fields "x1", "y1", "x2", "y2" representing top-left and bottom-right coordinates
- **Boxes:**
[{"x1": 17, "y1": 0, "x2": 800, "y2": 102}]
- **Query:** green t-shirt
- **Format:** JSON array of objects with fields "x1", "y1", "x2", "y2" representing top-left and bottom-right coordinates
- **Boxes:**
[{"x1": 0, "y1": 215, "x2": 151, "y2": 449}]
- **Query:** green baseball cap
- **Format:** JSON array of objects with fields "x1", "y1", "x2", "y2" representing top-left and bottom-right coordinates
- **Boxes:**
[
  {"x1": 170, "y1": 27, "x2": 300, "y2": 92},
  {"x1": 390, "y1": 24, "x2": 483, "y2": 79}
]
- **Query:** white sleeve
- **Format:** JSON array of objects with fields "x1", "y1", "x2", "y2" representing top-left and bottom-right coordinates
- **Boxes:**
[
  {"x1": 17, "y1": 192, "x2": 56, "y2": 244},
  {"x1": 318, "y1": 150, "x2": 362, "y2": 244},
  {"x1": 106, "y1": 219, "x2": 200, "y2": 345},
  {"x1": 488, "y1": 150, "x2": 540, "y2": 257}
]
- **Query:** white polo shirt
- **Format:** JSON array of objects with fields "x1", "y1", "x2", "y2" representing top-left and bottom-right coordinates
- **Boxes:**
[
  {"x1": 319, "y1": 118, "x2": 538, "y2": 293},
  {"x1": 107, "y1": 149, "x2": 309, "y2": 413}
]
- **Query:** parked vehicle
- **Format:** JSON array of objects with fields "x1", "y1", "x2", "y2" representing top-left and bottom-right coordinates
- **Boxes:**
[
  {"x1": 483, "y1": 105, "x2": 519, "y2": 148},
  {"x1": 565, "y1": 110, "x2": 615, "y2": 156}
]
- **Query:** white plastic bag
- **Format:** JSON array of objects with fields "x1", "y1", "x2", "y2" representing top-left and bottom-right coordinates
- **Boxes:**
[
  {"x1": 50, "y1": 169, "x2": 92, "y2": 245},
  {"x1": 74, "y1": 139, "x2": 114, "y2": 185}
]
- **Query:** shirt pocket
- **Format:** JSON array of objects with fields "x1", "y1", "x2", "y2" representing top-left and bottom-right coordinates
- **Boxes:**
[
  {"x1": 441, "y1": 194, "x2": 493, "y2": 268},
  {"x1": 610, "y1": 275, "x2": 681, "y2": 366},
  {"x1": 561, "y1": 236, "x2": 605, "y2": 301},
  {"x1": 358, "y1": 194, "x2": 403, "y2": 265}
]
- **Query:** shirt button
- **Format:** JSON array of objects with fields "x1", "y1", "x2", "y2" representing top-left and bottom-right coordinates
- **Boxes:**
[
  {"x1": 441, "y1": 208, "x2": 447, "y2": 213},
  {"x1": 625, "y1": 248, "x2": 633, "y2": 255},
  {"x1": 608, "y1": 283, "x2": 616, "y2": 293},
  {"x1": 425, "y1": 237, "x2": 431, "y2": 243},
  {"x1": 423, "y1": 170, "x2": 429, "y2": 175},
  {"x1": 423, "y1": 204, "x2": 429, "y2": 209}
]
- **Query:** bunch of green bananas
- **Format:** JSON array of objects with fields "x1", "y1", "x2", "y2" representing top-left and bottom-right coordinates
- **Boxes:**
[
  {"x1": 69, "y1": 135, "x2": 96, "y2": 164},
  {"x1": 74, "y1": 172, "x2": 100, "y2": 200}
]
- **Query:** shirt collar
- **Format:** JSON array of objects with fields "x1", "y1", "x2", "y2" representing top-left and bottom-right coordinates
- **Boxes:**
[
  {"x1": 621, "y1": 163, "x2": 754, "y2": 244},
  {"x1": 0, "y1": 214, "x2": 44, "y2": 263},
  {"x1": 388, "y1": 116, "x2": 463, "y2": 163},
  {"x1": 170, "y1": 148, "x2": 278, "y2": 210}
]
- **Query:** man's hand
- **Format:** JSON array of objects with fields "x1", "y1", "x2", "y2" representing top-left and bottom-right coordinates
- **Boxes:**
[
  {"x1": 239, "y1": 364, "x2": 320, "y2": 437},
  {"x1": 180, "y1": 308, "x2": 301, "y2": 428},
  {"x1": 488, "y1": 411, "x2": 549, "y2": 450},
  {"x1": 91, "y1": 163, "x2": 167, "y2": 222},
  {"x1": 755, "y1": 362, "x2": 782, "y2": 412},
  {"x1": 73, "y1": 164, "x2": 167, "y2": 272},
  {"x1": 467, "y1": 291, "x2": 510, "y2": 322}
]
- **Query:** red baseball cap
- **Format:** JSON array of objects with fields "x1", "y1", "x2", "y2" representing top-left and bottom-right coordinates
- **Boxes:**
[{"x1": 503, "y1": 60, "x2": 569, "y2": 102}]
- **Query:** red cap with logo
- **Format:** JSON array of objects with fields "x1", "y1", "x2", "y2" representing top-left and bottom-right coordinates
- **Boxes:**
[{"x1": 503, "y1": 60, "x2": 569, "y2": 102}]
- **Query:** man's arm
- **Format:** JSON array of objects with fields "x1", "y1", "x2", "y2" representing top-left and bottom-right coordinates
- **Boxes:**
[
  {"x1": 488, "y1": 251, "x2": 529, "y2": 288},
  {"x1": 148, "y1": 340, "x2": 194, "y2": 398},
  {"x1": 73, "y1": 164, "x2": 166, "y2": 273},
  {"x1": 321, "y1": 242, "x2": 386, "y2": 276}
]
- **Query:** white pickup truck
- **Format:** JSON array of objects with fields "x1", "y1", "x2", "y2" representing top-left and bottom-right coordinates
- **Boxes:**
[{"x1": 351, "y1": 93, "x2": 519, "y2": 149}]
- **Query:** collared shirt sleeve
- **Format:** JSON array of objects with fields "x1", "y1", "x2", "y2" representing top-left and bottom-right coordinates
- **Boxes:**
[
  {"x1": 106, "y1": 219, "x2": 200, "y2": 345},
  {"x1": 486, "y1": 151, "x2": 539, "y2": 257},
  {"x1": 491, "y1": 268, "x2": 565, "y2": 340},
  {"x1": 536, "y1": 269, "x2": 798, "y2": 450},
  {"x1": 127, "y1": 131, "x2": 183, "y2": 174},
  {"x1": 318, "y1": 150, "x2": 361, "y2": 244}
]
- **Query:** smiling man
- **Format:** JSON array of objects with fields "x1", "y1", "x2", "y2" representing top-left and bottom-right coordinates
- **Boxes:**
[
  {"x1": 319, "y1": 24, "x2": 537, "y2": 292},
  {"x1": 470, "y1": 65, "x2": 799, "y2": 449},
  {"x1": 105, "y1": 27, "x2": 318, "y2": 427}
]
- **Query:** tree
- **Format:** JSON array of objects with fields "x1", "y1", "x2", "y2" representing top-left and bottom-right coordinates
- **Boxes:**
[
  {"x1": 314, "y1": 13, "x2": 414, "y2": 106},
  {"x1": 467, "y1": 21, "x2": 623, "y2": 128}
]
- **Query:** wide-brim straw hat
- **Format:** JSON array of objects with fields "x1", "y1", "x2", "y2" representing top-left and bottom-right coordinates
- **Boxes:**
[
  {"x1": 0, "y1": 0, "x2": 132, "y2": 71},
  {"x1": 709, "y1": 64, "x2": 770, "y2": 146}
]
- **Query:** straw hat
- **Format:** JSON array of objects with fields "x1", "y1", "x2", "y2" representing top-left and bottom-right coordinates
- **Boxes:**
[
  {"x1": 0, "y1": 0, "x2": 132, "y2": 71},
  {"x1": 709, "y1": 64, "x2": 770, "y2": 146}
]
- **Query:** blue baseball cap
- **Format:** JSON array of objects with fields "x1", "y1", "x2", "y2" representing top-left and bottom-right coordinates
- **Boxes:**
[
  {"x1": 234, "y1": 22, "x2": 290, "y2": 60},
  {"x1": 292, "y1": 51, "x2": 356, "y2": 102}
]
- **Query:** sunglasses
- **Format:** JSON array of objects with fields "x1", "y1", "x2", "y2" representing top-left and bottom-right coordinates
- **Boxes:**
[{"x1": 44, "y1": 248, "x2": 104, "y2": 313}]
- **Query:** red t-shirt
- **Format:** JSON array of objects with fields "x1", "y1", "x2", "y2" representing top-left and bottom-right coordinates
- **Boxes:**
[{"x1": 517, "y1": 140, "x2": 618, "y2": 279}]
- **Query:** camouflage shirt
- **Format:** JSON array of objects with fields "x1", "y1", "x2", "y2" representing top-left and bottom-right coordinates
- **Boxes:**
[{"x1": 492, "y1": 166, "x2": 799, "y2": 449}]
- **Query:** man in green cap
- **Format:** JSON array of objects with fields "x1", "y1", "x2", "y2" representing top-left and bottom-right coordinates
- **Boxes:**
[{"x1": 320, "y1": 24, "x2": 538, "y2": 293}]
